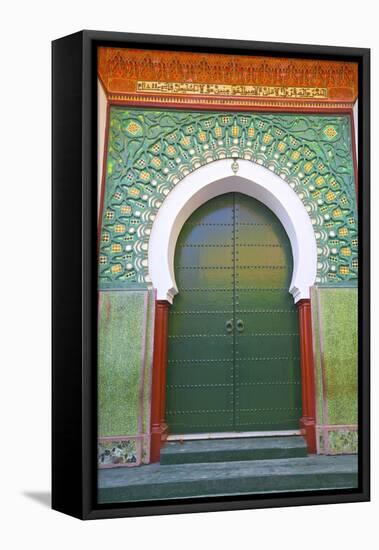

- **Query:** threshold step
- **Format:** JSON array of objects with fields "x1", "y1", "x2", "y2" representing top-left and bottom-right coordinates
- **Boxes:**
[
  {"x1": 98, "y1": 454, "x2": 358, "y2": 504},
  {"x1": 160, "y1": 436, "x2": 307, "y2": 465}
]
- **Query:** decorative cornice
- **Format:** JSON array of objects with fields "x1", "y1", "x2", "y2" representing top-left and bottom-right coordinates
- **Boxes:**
[{"x1": 98, "y1": 47, "x2": 358, "y2": 109}]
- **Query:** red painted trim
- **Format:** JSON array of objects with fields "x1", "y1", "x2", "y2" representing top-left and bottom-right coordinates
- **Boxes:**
[
  {"x1": 297, "y1": 298, "x2": 317, "y2": 454},
  {"x1": 350, "y1": 108, "x2": 359, "y2": 200},
  {"x1": 150, "y1": 300, "x2": 170, "y2": 462},
  {"x1": 97, "y1": 100, "x2": 111, "y2": 251},
  {"x1": 109, "y1": 98, "x2": 353, "y2": 115}
]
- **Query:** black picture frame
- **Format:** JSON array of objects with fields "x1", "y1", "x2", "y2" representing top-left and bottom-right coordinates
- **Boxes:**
[{"x1": 52, "y1": 30, "x2": 370, "y2": 520}]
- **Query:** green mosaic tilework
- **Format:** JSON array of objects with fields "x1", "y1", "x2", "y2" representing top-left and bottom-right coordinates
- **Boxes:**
[
  {"x1": 312, "y1": 286, "x2": 358, "y2": 454},
  {"x1": 317, "y1": 428, "x2": 358, "y2": 455},
  {"x1": 98, "y1": 289, "x2": 154, "y2": 437},
  {"x1": 98, "y1": 439, "x2": 139, "y2": 466},
  {"x1": 312, "y1": 286, "x2": 358, "y2": 426},
  {"x1": 318, "y1": 287, "x2": 358, "y2": 425},
  {"x1": 98, "y1": 108, "x2": 357, "y2": 289},
  {"x1": 311, "y1": 287, "x2": 324, "y2": 426},
  {"x1": 141, "y1": 289, "x2": 155, "y2": 462},
  {"x1": 328, "y1": 430, "x2": 358, "y2": 454}
]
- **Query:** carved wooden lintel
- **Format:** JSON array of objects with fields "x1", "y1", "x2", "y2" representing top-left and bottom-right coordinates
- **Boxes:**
[{"x1": 98, "y1": 47, "x2": 358, "y2": 109}]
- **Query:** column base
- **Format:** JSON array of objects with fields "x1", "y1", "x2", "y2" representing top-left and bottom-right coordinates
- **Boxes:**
[
  {"x1": 300, "y1": 416, "x2": 317, "y2": 454},
  {"x1": 161, "y1": 422, "x2": 168, "y2": 443},
  {"x1": 150, "y1": 423, "x2": 168, "y2": 463}
]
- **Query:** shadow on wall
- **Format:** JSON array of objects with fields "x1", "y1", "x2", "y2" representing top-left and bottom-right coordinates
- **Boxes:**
[{"x1": 22, "y1": 491, "x2": 51, "y2": 508}]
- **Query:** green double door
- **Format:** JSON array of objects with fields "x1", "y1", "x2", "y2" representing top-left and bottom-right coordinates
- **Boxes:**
[{"x1": 166, "y1": 192, "x2": 302, "y2": 435}]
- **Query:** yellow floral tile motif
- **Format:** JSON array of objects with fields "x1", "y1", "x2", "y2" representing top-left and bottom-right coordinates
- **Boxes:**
[
  {"x1": 316, "y1": 176, "x2": 326, "y2": 186},
  {"x1": 151, "y1": 157, "x2": 161, "y2": 168},
  {"x1": 114, "y1": 224, "x2": 125, "y2": 233},
  {"x1": 324, "y1": 125, "x2": 338, "y2": 139},
  {"x1": 139, "y1": 171, "x2": 150, "y2": 182},
  {"x1": 120, "y1": 205, "x2": 131, "y2": 215},
  {"x1": 126, "y1": 121, "x2": 142, "y2": 135},
  {"x1": 326, "y1": 191, "x2": 336, "y2": 201},
  {"x1": 99, "y1": 108, "x2": 357, "y2": 286},
  {"x1": 111, "y1": 264, "x2": 122, "y2": 274},
  {"x1": 291, "y1": 150, "x2": 301, "y2": 161},
  {"x1": 128, "y1": 187, "x2": 140, "y2": 198}
]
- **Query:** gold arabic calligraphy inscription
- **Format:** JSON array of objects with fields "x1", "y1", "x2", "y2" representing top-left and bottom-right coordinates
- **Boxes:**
[{"x1": 136, "y1": 81, "x2": 328, "y2": 99}]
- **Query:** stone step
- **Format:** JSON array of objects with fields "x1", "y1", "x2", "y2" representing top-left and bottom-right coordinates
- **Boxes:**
[
  {"x1": 98, "y1": 454, "x2": 358, "y2": 504},
  {"x1": 160, "y1": 436, "x2": 308, "y2": 465}
]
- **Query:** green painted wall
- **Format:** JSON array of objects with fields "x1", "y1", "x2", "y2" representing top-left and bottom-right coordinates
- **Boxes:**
[
  {"x1": 98, "y1": 289, "x2": 154, "y2": 465},
  {"x1": 311, "y1": 286, "x2": 358, "y2": 454}
]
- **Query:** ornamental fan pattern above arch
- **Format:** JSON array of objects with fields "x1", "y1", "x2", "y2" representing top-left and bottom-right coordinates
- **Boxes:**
[{"x1": 98, "y1": 107, "x2": 357, "y2": 289}]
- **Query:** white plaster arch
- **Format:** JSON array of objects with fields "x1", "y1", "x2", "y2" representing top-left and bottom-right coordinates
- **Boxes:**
[{"x1": 148, "y1": 159, "x2": 317, "y2": 303}]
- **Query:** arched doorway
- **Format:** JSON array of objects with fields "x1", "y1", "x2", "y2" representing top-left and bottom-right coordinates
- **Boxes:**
[
  {"x1": 149, "y1": 161, "x2": 317, "y2": 461},
  {"x1": 166, "y1": 192, "x2": 302, "y2": 436}
]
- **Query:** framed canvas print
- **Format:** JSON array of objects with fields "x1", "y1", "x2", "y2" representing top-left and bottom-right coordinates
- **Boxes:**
[{"x1": 52, "y1": 31, "x2": 370, "y2": 520}]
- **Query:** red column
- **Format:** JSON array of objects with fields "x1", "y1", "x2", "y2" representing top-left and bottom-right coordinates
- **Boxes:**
[
  {"x1": 297, "y1": 298, "x2": 317, "y2": 454},
  {"x1": 150, "y1": 300, "x2": 170, "y2": 462}
]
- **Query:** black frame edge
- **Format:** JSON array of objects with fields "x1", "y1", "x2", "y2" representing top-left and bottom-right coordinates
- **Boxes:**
[
  {"x1": 52, "y1": 30, "x2": 85, "y2": 519},
  {"x1": 358, "y1": 48, "x2": 370, "y2": 502}
]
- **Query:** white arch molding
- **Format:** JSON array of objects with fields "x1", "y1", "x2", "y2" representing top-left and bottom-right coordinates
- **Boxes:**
[{"x1": 148, "y1": 159, "x2": 317, "y2": 304}]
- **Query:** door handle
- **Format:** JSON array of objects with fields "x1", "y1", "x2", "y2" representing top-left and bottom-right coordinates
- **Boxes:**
[
  {"x1": 236, "y1": 319, "x2": 245, "y2": 333},
  {"x1": 225, "y1": 319, "x2": 233, "y2": 333}
]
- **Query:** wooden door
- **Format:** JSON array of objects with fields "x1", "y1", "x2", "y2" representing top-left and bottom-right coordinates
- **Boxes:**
[{"x1": 166, "y1": 193, "x2": 302, "y2": 434}]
